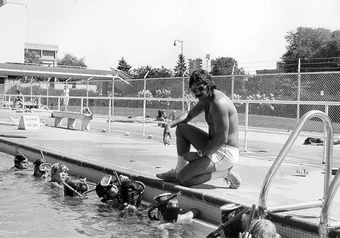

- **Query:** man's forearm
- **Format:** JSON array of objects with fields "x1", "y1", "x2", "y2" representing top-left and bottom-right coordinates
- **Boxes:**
[{"x1": 167, "y1": 111, "x2": 189, "y2": 128}]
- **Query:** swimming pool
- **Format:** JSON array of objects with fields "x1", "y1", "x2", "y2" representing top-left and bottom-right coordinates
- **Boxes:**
[{"x1": 0, "y1": 152, "x2": 215, "y2": 238}]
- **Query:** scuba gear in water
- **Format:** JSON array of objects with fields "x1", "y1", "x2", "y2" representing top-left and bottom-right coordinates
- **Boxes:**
[
  {"x1": 95, "y1": 175, "x2": 119, "y2": 202},
  {"x1": 39, "y1": 163, "x2": 51, "y2": 172},
  {"x1": 118, "y1": 179, "x2": 145, "y2": 208},
  {"x1": 148, "y1": 192, "x2": 182, "y2": 222},
  {"x1": 95, "y1": 173, "x2": 145, "y2": 208}
]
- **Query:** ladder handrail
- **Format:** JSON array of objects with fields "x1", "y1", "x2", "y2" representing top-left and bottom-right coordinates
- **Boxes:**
[
  {"x1": 320, "y1": 168, "x2": 340, "y2": 237},
  {"x1": 258, "y1": 110, "x2": 334, "y2": 237}
]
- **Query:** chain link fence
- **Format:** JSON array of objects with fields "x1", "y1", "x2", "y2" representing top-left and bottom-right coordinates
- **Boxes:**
[{"x1": 1, "y1": 72, "x2": 340, "y2": 135}]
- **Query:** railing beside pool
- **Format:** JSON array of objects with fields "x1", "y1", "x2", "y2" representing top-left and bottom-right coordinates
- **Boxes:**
[{"x1": 258, "y1": 110, "x2": 340, "y2": 238}]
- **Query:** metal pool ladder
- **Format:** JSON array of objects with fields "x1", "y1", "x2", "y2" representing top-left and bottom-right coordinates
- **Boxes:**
[{"x1": 258, "y1": 110, "x2": 340, "y2": 238}]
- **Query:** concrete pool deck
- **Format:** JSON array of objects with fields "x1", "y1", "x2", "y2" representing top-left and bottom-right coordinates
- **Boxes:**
[{"x1": 0, "y1": 121, "x2": 340, "y2": 236}]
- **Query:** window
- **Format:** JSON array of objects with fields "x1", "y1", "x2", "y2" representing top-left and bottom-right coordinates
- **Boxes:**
[{"x1": 42, "y1": 50, "x2": 56, "y2": 57}]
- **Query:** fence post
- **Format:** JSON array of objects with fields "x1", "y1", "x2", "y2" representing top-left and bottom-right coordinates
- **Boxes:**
[
  {"x1": 297, "y1": 58, "x2": 301, "y2": 121},
  {"x1": 244, "y1": 102, "x2": 249, "y2": 152},
  {"x1": 46, "y1": 80, "x2": 49, "y2": 108},
  {"x1": 231, "y1": 63, "x2": 235, "y2": 99},
  {"x1": 108, "y1": 97, "x2": 111, "y2": 133},
  {"x1": 46, "y1": 77, "x2": 51, "y2": 108},
  {"x1": 30, "y1": 77, "x2": 33, "y2": 102},
  {"x1": 80, "y1": 98, "x2": 83, "y2": 111},
  {"x1": 322, "y1": 104, "x2": 330, "y2": 164},
  {"x1": 38, "y1": 95, "x2": 41, "y2": 108},
  {"x1": 38, "y1": 95, "x2": 41, "y2": 117},
  {"x1": 142, "y1": 71, "x2": 149, "y2": 138},
  {"x1": 112, "y1": 78, "x2": 115, "y2": 118},
  {"x1": 182, "y1": 73, "x2": 185, "y2": 112},
  {"x1": 22, "y1": 95, "x2": 25, "y2": 117},
  {"x1": 7, "y1": 94, "x2": 11, "y2": 118}
]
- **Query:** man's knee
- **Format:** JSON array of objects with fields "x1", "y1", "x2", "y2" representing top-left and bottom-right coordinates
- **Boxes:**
[{"x1": 175, "y1": 123, "x2": 189, "y2": 137}]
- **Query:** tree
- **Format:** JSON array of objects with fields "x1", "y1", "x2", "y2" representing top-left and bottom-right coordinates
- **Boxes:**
[
  {"x1": 173, "y1": 54, "x2": 187, "y2": 77},
  {"x1": 210, "y1": 57, "x2": 245, "y2": 75},
  {"x1": 128, "y1": 66, "x2": 180, "y2": 100},
  {"x1": 282, "y1": 27, "x2": 340, "y2": 72},
  {"x1": 24, "y1": 50, "x2": 41, "y2": 64},
  {"x1": 57, "y1": 53, "x2": 87, "y2": 68},
  {"x1": 117, "y1": 57, "x2": 132, "y2": 74},
  {"x1": 130, "y1": 65, "x2": 173, "y2": 79}
]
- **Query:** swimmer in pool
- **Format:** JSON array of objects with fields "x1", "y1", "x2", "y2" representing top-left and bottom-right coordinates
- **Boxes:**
[
  {"x1": 13, "y1": 152, "x2": 29, "y2": 170},
  {"x1": 239, "y1": 219, "x2": 281, "y2": 238},
  {"x1": 118, "y1": 179, "x2": 145, "y2": 214},
  {"x1": 95, "y1": 176, "x2": 120, "y2": 203},
  {"x1": 33, "y1": 158, "x2": 51, "y2": 178},
  {"x1": 50, "y1": 163, "x2": 69, "y2": 189},
  {"x1": 64, "y1": 177, "x2": 89, "y2": 197},
  {"x1": 95, "y1": 174, "x2": 145, "y2": 214},
  {"x1": 148, "y1": 192, "x2": 200, "y2": 223}
]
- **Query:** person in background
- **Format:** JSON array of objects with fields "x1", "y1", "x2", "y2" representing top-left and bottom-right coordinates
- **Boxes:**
[
  {"x1": 82, "y1": 106, "x2": 92, "y2": 115},
  {"x1": 12, "y1": 89, "x2": 23, "y2": 108},
  {"x1": 50, "y1": 163, "x2": 69, "y2": 189},
  {"x1": 239, "y1": 219, "x2": 281, "y2": 238},
  {"x1": 63, "y1": 84, "x2": 69, "y2": 111},
  {"x1": 156, "y1": 69, "x2": 241, "y2": 188},
  {"x1": 33, "y1": 158, "x2": 50, "y2": 178},
  {"x1": 13, "y1": 152, "x2": 29, "y2": 170}
]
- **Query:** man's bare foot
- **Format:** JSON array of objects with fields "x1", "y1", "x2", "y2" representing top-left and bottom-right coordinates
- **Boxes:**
[
  {"x1": 156, "y1": 169, "x2": 178, "y2": 183},
  {"x1": 223, "y1": 176, "x2": 240, "y2": 189}
]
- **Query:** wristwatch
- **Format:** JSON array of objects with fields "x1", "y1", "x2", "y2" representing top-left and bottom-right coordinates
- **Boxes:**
[{"x1": 197, "y1": 150, "x2": 203, "y2": 157}]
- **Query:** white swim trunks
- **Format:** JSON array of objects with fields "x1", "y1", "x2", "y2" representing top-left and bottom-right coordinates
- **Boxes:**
[{"x1": 207, "y1": 145, "x2": 239, "y2": 171}]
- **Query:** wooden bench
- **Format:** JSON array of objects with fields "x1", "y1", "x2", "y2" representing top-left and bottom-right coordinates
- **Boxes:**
[{"x1": 52, "y1": 111, "x2": 93, "y2": 131}]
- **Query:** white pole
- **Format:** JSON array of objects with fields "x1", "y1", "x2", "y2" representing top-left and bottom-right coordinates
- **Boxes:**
[
  {"x1": 38, "y1": 95, "x2": 41, "y2": 118},
  {"x1": 22, "y1": 95, "x2": 25, "y2": 117},
  {"x1": 86, "y1": 77, "x2": 93, "y2": 108},
  {"x1": 297, "y1": 58, "x2": 301, "y2": 122},
  {"x1": 182, "y1": 71, "x2": 185, "y2": 112},
  {"x1": 174, "y1": 40, "x2": 185, "y2": 111},
  {"x1": 112, "y1": 76, "x2": 116, "y2": 117},
  {"x1": 244, "y1": 102, "x2": 249, "y2": 152},
  {"x1": 46, "y1": 78, "x2": 50, "y2": 108},
  {"x1": 30, "y1": 77, "x2": 33, "y2": 102},
  {"x1": 65, "y1": 77, "x2": 71, "y2": 111},
  {"x1": 8, "y1": 94, "x2": 11, "y2": 118},
  {"x1": 108, "y1": 96, "x2": 111, "y2": 133},
  {"x1": 231, "y1": 63, "x2": 235, "y2": 99},
  {"x1": 142, "y1": 71, "x2": 149, "y2": 138},
  {"x1": 87, "y1": 81, "x2": 89, "y2": 107}
]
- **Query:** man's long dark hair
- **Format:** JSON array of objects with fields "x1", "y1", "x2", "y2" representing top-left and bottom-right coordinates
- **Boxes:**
[{"x1": 189, "y1": 69, "x2": 217, "y2": 90}]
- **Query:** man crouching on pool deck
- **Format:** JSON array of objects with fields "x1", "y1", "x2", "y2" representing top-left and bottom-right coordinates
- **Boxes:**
[{"x1": 156, "y1": 69, "x2": 241, "y2": 189}]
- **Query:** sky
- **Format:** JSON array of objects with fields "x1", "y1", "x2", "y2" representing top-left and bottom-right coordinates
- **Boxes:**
[{"x1": 9, "y1": 0, "x2": 340, "y2": 73}]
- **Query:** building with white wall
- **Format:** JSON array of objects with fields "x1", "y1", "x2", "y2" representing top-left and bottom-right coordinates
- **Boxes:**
[
  {"x1": 25, "y1": 43, "x2": 59, "y2": 66},
  {"x1": 0, "y1": 0, "x2": 26, "y2": 64}
]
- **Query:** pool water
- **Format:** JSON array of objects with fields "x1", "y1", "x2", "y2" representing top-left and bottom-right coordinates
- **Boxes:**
[{"x1": 0, "y1": 152, "x2": 215, "y2": 238}]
